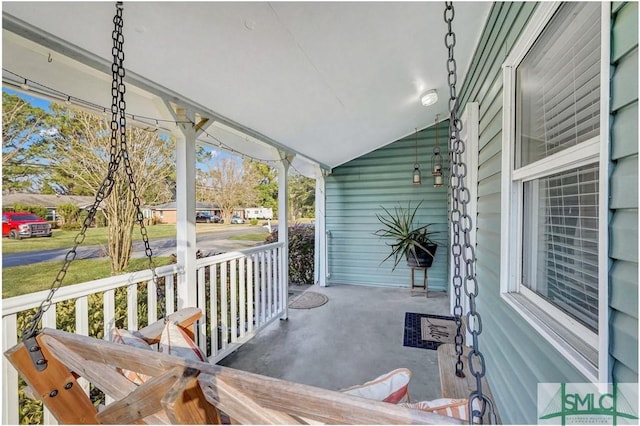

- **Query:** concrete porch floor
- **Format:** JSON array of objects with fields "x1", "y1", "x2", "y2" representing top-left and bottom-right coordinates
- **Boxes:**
[{"x1": 218, "y1": 284, "x2": 452, "y2": 402}]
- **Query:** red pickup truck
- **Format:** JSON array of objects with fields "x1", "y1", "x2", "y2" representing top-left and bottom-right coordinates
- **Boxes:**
[{"x1": 2, "y1": 211, "x2": 52, "y2": 239}]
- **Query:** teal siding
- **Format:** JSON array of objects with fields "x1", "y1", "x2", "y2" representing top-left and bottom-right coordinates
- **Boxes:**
[
  {"x1": 610, "y1": 1, "x2": 639, "y2": 384},
  {"x1": 325, "y1": 124, "x2": 449, "y2": 289},
  {"x1": 454, "y1": 2, "x2": 639, "y2": 423}
]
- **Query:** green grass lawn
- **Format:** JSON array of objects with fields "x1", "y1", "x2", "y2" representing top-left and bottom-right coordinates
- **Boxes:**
[
  {"x1": 229, "y1": 232, "x2": 269, "y2": 242},
  {"x1": 1, "y1": 224, "x2": 178, "y2": 254},
  {"x1": 2, "y1": 256, "x2": 175, "y2": 298}
]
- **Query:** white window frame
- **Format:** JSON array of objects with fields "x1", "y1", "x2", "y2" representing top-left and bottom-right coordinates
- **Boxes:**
[{"x1": 499, "y1": 1, "x2": 610, "y2": 383}]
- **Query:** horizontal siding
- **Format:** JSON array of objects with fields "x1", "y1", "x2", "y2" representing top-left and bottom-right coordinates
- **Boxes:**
[
  {"x1": 610, "y1": 311, "x2": 639, "y2": 374},
  {"x1": 612, "y1": 1, "x2": 638, "y2": 61},
  {"x1": 610, "y1": 155, "x2": 638, "y2": 209},
  {"x1": 326, "y1": 125, "x2": 449, "y2": 289},
  {"x1": 610, "y1": 1, "x2": 639, "y2": 386},
  {"x1": 611, "y1": 102, "x2": 638, "y2": 160},
  {"x1": 610, "y1": 210, "x2": 639, "y2": 263},
  {"x1": 611, "y1": 48, "x2": 639, "y2": 111},
  {"x1": 459, "y1": 3, "x2": 547, "y2": 423},
  {"x1": 609, "y1": 261, "x2": 638, "y2": 316}
]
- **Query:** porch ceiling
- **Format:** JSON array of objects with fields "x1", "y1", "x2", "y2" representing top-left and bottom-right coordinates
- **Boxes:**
[{"x1": 2, "y1": 2, "x2": 491, "y2": 175}]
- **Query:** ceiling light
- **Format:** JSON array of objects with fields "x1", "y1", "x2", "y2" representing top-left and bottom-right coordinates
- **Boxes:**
[{"x1": 420, "y1": 89, "x2": 438, "y2": 107}]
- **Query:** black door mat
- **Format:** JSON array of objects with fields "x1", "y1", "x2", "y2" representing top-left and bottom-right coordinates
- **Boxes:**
[{"x1": 403, "y1": 312, "x2": 457, "y2": 350}]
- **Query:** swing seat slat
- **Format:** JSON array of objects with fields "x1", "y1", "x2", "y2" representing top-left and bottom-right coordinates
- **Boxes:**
[
  {"x1": 437, "y1": 343, "x2": 501, "y2": 424},
  {"x1": 5, "y1": 309, "x2": 463, "y2": 425}
]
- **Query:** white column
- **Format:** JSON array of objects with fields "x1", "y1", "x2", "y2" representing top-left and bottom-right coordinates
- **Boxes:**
[
  {"x1": 174, "y1": 121, "x2": 198, "y2": 310},
  {"x1": 314, "y1": 172, "x2": 327, "y2": 287},
  {"x1": 278, "y1": 153, "x2": 292, "y2": 320}
]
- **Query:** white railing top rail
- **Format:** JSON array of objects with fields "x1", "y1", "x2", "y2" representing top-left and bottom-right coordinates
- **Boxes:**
[
  {"x1": 3, "y1": 243, "x2": 285, "y2": 317},
  {"x1": 196, "y1": 242, "x2": 284, "y2": 267},
  {"x1": 2, "y1": 264, "x2": 183, "y2": 316}
]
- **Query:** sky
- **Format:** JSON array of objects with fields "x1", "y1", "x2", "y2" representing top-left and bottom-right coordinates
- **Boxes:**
[{"x1": 4, "y1": 88, "x2": 52, "y2": 112}]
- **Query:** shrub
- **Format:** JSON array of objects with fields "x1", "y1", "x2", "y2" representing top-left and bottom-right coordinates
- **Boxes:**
[
  {"x1": 56, "y1": 203, "x2": 80, "y2": 225},
  {"x1": 249, "y1": 218, "x2": 259, "y2": 226},
  {"x1": 265, "y1": 224, "x2": 315, "y2": 284}
]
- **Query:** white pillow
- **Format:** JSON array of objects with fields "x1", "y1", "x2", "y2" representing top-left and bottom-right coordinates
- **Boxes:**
[
  {"x1": 159, "y1": 321, "x2": 207, "y2": 362},
  {"x1": 401, "y1": 398, "x2": 469, "y2": 420},
  {"x1": 109, "y1": 328, "x2": 153, "y2": 385},
  {"x1": 341, "y1": 368, "x2": 412, "y2": 403}
]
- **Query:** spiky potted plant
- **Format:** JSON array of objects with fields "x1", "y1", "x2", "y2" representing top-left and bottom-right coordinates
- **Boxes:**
[{"x1": 374, "y1": 201, "x2": 439, "y2": 270}]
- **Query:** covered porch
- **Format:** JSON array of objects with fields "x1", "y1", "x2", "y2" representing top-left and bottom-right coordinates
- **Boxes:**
[
  {"x1": 220, "y1": 284, "x2": 450, "y2": 402},
  {"x1": 2, "y1": 245, "x2": 457, "y2": 424}
]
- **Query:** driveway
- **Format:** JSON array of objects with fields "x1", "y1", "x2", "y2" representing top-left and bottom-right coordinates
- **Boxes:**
[{"x1": 2, "y1": 226, "x2": 269, "y2": 268}]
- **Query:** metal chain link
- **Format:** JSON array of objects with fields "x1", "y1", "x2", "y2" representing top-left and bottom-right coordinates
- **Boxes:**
[
  {"x1": 21, "y1": 2, "x2": 162, "y2": 340},
  {"x1": 444, "y1": 2, "x2": 496, "y2": 423},
  {"x1": 110, "y1": 3, "x2": 163, "y2": 320}
]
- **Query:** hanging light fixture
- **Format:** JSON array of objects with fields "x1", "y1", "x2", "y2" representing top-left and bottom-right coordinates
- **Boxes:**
[
  {"x1": 413, "y1": 128, "x2": 421, "y2": 185},
  {"x1": 432, "y1": 115, "x2": 443, "y2": 187}
]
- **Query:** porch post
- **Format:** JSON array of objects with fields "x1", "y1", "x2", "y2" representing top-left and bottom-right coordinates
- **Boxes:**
[
  {"x1": 278, "y1": 152, "x2": 292, "y2": 320},
  {"x1": 314, "y1": 172, "x2": 327, "y2": 287},
  {"x1": 173, "y1": 108, "x2": 200, "y2": 310}
]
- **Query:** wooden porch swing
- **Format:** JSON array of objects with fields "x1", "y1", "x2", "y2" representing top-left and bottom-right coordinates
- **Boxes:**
[{"x1": 5, "y1": 2, "x2": 498, "y2": 424}]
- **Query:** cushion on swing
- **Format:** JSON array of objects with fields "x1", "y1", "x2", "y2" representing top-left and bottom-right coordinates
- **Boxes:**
[
  {"x1": 400, "y1": 398, "x2": 471, "y2": 421},
  {"x1": 159, "y1": 320, "x2": 207, "y2": 362},
  {"x1": 340, "y1": 368, "x2": 412, "y2": 403},
  {"x1": 109, "y1": 328, "x2": 153, "y2": 385}
]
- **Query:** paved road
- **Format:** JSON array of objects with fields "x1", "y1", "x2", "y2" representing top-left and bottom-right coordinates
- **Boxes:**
[{"x1": 2, "y1": 226, "x2": 270, "y2": 268}]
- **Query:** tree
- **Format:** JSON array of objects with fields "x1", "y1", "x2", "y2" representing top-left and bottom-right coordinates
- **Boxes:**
[
  {"x1": 44, "y1": 106, "x2": 175, "y2": 273},
  {"x1": 289, "y1": 172, "x2": 315, "y2": 219},
  {"x1": 198, "y1": 157, "x2": 259, "y2": 224},
  {"x1": 253, "y1": 161, "x2": 279, "y2": 215},
  {"x1": 2, "y1": 92, "x2": 51, "y2": 192}
]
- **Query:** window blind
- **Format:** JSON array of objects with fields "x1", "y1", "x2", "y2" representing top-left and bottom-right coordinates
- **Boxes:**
[
  {"x1": 523, "y1": 164, "x2": 599, "y2": 332},
  {"x1": 516, "y1": 2, "x2": 601, "y2": 167}
]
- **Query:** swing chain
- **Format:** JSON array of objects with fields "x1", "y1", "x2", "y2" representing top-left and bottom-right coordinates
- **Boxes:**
[
  {"x1": 444, "y1": 0, "x2": 466, "y2": 380},
  {"x1": 444, "y1": 2, "x2": 496, "y2": 423},
  {"x1": 21, "y1": 2, "x2": 162, "y2": 342},
  {"x1": 111, "y1": 2, "x2": 163, "y2": 319}
]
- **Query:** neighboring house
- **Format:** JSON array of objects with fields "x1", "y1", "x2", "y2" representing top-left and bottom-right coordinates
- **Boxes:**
[
  {"x1": 151, "y1": 202, "x2": 221, "y2": 224},
  {"x1": 245, "y1": 207, "x2": 274, "y2": 220},
  {"x1": 325, "y1": 2, "x2": 638, "y2": 423},
  {"x1": 1, "y1": 192, "x2": 99, "y2": 222}
]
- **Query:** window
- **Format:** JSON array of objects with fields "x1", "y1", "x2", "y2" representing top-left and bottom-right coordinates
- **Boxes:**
[{"x1": 501, "y1": 2, "x2": 608, "y2": 381}]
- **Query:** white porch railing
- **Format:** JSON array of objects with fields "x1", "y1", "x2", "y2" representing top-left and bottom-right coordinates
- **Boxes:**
[{"x1": 1, "y1": 241, "x2": 286, "y2": 425}]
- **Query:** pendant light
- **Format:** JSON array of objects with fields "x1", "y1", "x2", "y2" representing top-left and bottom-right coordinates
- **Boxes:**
[
  {"x1": 412, "y1": 128, "x2": 421, "y2": 185},
  {"x1": 432, "y1": 115, "x2": 443, "y2": 187}
]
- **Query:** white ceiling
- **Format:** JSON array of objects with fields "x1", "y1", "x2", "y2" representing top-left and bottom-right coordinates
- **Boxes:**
[{"x1": 2, "y1": 2, "x2": 491, "y2": 175}]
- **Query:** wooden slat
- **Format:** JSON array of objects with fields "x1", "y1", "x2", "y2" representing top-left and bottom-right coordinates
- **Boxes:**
[
  {"x1": 199, "y1": 374, "x2": 300, "y2": 424},
  {"x1": 162, "y1": 368, "x2": 221, "y2": 424},
  {"x1": 4, "y1": 338, "x2": 98, "y2": 424},
  {"x1": 96, "y1": 367, "x2": 183, "y2": 424},
  {"x1": 437, "y1": 343, "x2": 501, "y2": 423},
  {"x1": 31, "y1": 328, "x2": 461, "y2": 425},
  {"x1": 42, "y1": 335, "x2": 170, "y2": 424},
  {"x1": 136, "y1": 307, "x2": 202, "y2": 344}
]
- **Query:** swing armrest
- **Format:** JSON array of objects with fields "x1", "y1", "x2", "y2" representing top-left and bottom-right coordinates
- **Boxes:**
[{"x1": 137, "y1": 307, "x2": 202, "y2": 345}]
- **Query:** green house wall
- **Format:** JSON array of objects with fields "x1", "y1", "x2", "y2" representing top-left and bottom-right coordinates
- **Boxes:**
[
  {"x1": 609, "y1": 1, "x2": 638, "y2": 384},
  {"x1": 454, "y1": 2, "x2": 639, "y2": 423},
  {"x1": 325, "y1": 124, "x2": 449, "y2": 289}
]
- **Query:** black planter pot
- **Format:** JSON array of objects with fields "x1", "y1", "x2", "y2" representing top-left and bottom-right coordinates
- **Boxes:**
[{"x1": 406, "y1": 243, "x2": 437, "y2": 268}]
